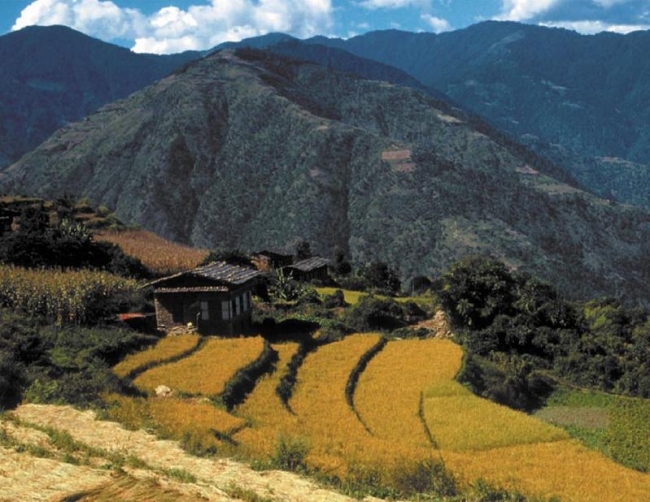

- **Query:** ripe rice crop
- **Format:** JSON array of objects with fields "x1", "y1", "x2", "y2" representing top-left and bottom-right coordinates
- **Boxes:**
[
  {"x1": 288, "y1": 334, "x2": 431, "y2": 477},
  {"x1": 103, "y1": 394, "x2": 245, "y2": 453},
  {"x1": 95, "y1": 229, "x2": 208, "y2": 275},
  {"x1": 133, "y1": 337, "x2": 265, "y2": 396},
  {"x1": 234, "y1": 343, "x2": 300, "y2": 457},
  {"x1": 423, "y1": 380, "x2": 568, "y2": 451},
  {"x1": 442, "y1": 440, "x2": 650, "y2": 502},
  {"x1": 0, "y1": 264, "x2": 137, "y2": 325},
  {"x1": 355, "y1": 339, "x2": 462, "y2": 448},
  {"x1": 112, "y1": 334, "x2": 201, "y2": 378}
]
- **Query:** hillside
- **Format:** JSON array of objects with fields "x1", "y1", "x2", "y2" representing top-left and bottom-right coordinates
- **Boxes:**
[
  {"x1": 2, "y1": 48, "x2": 650, "y2": 304},
  {"x1": 1, "y1": 404, "x2": 374, "y2": 502},
  {"x1": 5, "y1": 333, "x2": 650, "y2": 502},
  {"x1": 0, "y1": 25, "x2": 200, "y2": 168},
  {"x1": 294, "y1": 22, "x2": 650, "y2": 209}
]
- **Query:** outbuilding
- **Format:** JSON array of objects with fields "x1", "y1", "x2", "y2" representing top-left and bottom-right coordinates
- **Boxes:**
[
  {"x1": 148, "y1": 261, "x2": 262, "y2": 336},
  {"x1": 284, "y1": 257, "x2": 331, "y2": 283}
]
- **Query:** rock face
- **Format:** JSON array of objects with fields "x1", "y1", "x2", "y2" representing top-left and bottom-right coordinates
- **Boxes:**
[{"x1": 3, "y1": 48, "x2": 650, "y2": 304}]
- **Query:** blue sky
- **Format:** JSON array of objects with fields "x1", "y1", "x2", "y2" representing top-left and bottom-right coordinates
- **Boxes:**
[{"x1": 4, "y1": 0, "x2": 650, "y2": 53}]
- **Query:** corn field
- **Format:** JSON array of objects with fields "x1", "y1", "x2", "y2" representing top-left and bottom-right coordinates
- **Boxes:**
[{"x1": 0, "y1": 265, "x2": 137, "y2": 325}]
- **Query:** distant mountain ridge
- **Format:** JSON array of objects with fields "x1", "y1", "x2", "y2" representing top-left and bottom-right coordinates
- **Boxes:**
[
  {"x1": 2, "y1": 48, "x2": 649, "y2": 305},
  {"x1": 3, "y1": 22, "x2": 650, "y2": 210},
  {"x1": 219, "y1": 22, "x2": 650, "y2": 209},
  {"x1": 0, "y1": 25, "x2": 201, "y2": 168}
]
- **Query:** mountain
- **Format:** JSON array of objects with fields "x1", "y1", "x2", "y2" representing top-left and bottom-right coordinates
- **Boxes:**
[
  {"x1": 225, "y1": 23, "x2": 650, "y2": 209},
  {"x1": 216, "y1": 35, "x2": 433, "y2": 95},
  {"x1": 2, "y1": 48, "x2": 649, "y2": 304},
  {"x1": 308, "y1": 23, "x2": 650, "y2": 208},
  {"x1": 0, "y1": 25, "x2": 201, "y2": 168}
]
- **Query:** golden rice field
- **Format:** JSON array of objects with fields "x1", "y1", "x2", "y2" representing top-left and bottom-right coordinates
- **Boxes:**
[
  {"x1": 355, "y1": 339, "x2": 462, "y2": 448},
  {"x1": 112, "y1": 334, "x2": 201, "y2": 378},
  {"x1": 442, "y1": 441, "x2": 650, "y2": 502},
  {"x1": 286, "y1": 334, "x2": 433, "y2": 478},
  {"x1": 103, "y1": 394, "x2": 245, "y2": 452},
  {"x1": 234, "y1": 342, "x2": 300, "y2": 457},
  {"x1": 95, "y1": 229, "x2": 208, "y2": 275},
  {"x1": 108, "y1": 333, "x2": 650, "y2": 501},
  {"x1": 423, "y1": 381, "x2": 569, "y2": 451},
  {"x1": 133, "y1": 337, "x2": 265, "y2": 396}
]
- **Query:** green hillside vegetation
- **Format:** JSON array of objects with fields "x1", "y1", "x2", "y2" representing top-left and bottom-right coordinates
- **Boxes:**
[
  {"x1": 292, "y1": 23, "x2": 650, "y2": 210},
  {"x1": 0, "y1": 25, "x2": 199, "y2": 168},
  {"x1": 3, "y1": 48, "x2": 650, "y2": 306},
  {"x1": 438, "y1": 256, "x2": 650, "y2": 410}
]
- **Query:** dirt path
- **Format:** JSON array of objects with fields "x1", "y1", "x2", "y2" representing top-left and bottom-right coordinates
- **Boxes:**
[{"x1": 2, "y1": 404, "x2": 388, "y2": 502}]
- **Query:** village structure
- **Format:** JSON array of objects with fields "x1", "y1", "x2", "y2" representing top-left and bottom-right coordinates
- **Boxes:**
[
  {"x1": 148, "y1": 261, "x2": 262, "y2": 336},
  {"x1": 149, "y1": 250, "x2": 331, "y2": 336}
]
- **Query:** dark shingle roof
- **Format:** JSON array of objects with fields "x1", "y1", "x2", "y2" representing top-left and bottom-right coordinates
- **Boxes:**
[
  {"x1": 148, "y1": 261, "x2": 262, "y2": 288},
  {"x1": 286, "y1": 257, "x2": 330, "y2": 272},
  {"x1": 190, "y1": 261, "x2": 262, "y2": 284}
]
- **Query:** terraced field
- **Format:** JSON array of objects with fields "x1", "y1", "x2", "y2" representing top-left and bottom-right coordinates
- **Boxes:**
[{"x1": 108, "y1": 332, "x2": 650, "y2": 501}]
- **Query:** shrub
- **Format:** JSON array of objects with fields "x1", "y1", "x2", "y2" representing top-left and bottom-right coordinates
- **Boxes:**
[
  {"x1": 323, "y1": 289, "x2": 347, "y2": 309},
  {"x1": 358, "y1": 261, "x2": 401, "y2": 295},
  {"x1": 271, "y1": 435, "x2": 309, "y2": 472},
  {"x1": 344, "y1": 296, "x2": 407, "y2": 332},
  {"x1": 391, "y1": 458, "x2": 457, "y2": 497}
]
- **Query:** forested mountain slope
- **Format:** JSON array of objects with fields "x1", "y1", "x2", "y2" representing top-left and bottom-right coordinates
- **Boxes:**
[
  {"x1": 298, "y1": 22, "x2": 650, "y2": 209},
  {"x1": 3, "y1": 48, "x2": 649, "y2": 304},
  {"x1": 0, "y1": 25, "x2": 200, "y2": 168}
]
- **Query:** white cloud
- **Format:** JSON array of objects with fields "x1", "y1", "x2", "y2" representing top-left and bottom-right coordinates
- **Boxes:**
[
  {"x1": 540, "y1": 19, "x2": 650, "y2": 34},
  {"x1": 494, "y1": 0, "x2": 650, "y2": 35},
  {"x1": 12, "y1": 0, "x2": 334, "y2": 54},
  {"x1": 421, "y1": 14, "x2": 451, "y2": 32},
  {"x1": 358, "y1": 0, "x2": 431, "y2": 9},
  {"x1": 496, "y1": 0, "x2": 561, "y2": 21},
  {"x1": 13, "y1": 0, "x2": 146, "y2": 40}
]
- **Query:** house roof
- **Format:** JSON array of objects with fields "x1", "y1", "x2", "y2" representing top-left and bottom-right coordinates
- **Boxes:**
[
  {"x1": 254, "y1": 248, "x2": 293, "y2": 258},
  {"x1": 286, "y1": 257, "x2": 330, "y2": 272},
  {"x1": 148, "y1": 261, "x2": 262, "y2": 289}
]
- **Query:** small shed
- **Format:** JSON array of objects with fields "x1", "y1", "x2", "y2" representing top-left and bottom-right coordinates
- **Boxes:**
[
  {"x1": 284, "y1": 257, "x2": 330, "y2": 283},
  {"x1": 148, "y1": 261, "x2": 262, "y2": 336},
  {"x1": 252, "y1": 249, "x2": 294, "y2": 271}
]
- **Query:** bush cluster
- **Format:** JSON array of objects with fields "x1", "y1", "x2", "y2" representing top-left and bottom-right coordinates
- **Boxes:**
[
  {"x1": 0, "y1": 204, "x2": 148, "y2": 279},
  {"x1": 0, "y1": 309, "x2": 155, "y2": 410},
  {"x1": 438, "y1": 256, "x2": 650, "y2": 409}
]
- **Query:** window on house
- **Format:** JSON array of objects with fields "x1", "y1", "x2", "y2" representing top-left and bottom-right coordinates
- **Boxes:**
[
  {"x1": 200, "y1": 301, "x2": 209, "y2": 321},
  {"x1": 221, "y1": 300, "x2": 230, "y2": 320}
]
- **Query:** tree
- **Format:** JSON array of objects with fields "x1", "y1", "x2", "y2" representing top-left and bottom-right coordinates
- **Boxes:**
[
  {"x1": 200, "y1": 248, "x2": 253, "y2": 267},
  {"x1": 359, "y1": 261, "x2": 401, "y2": 295},
  {"x1": 0, "y1": 205, "x2": 148, "y2": 278},
  {"x1": 295, "y1": 240, "x2": 312, "y2": 261},
  {"x1": 332, "y1": 247, "x2": 352, "y2": 275}
]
